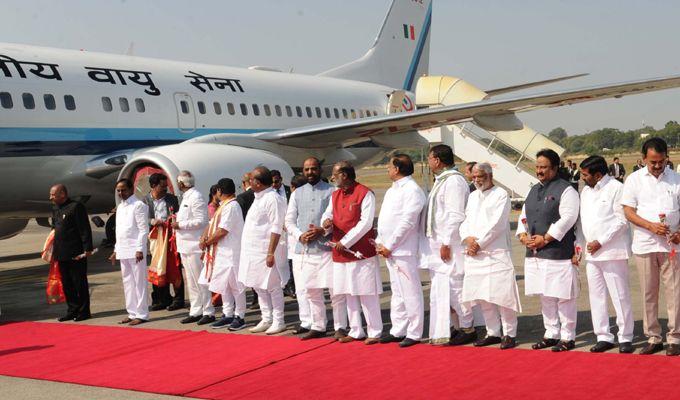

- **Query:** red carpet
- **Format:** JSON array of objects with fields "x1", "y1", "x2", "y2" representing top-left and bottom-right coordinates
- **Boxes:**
[{"x1": 1, "y1": 321, "x2": 678, "y2": 399}]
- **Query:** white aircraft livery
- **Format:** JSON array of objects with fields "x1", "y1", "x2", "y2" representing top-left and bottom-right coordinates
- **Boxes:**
[{"x1": 1, "y1": 0, "x2": 680, "y2": 239}]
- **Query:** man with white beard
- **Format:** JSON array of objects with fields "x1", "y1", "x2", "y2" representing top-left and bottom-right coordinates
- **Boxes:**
[
  {"x1": 460, "y1": 163, "x2": 521, "y2": 349},
  {"x1": 376, "y1": 154, "x2": 426, "y2": 348},
  {"x1": 421, "y1": 144, "x2": 476, "y2": 346},
  {"x1": 239, "y1": 166, "x2": 289, "y2": 335},
  {"x1": 576, "y1": 155, "x2": 634, "y2": 354},
  {"x1": 171, "y1": 170, "x2": 213, "y2": 325}
]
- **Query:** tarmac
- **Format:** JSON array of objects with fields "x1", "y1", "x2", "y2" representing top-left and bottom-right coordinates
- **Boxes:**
[{"x1": 0, "y1": 176, "x2": 672, "y2": 399}]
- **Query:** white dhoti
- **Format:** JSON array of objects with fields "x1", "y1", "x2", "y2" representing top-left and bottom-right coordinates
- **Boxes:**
[
  {"x1": 387, "y1": 255, "x2": 424, "y2": 340},
  {"x1": 333, "y1": 256, "x2": 382, "y2": 339},
  {"x1": 120, "y1": 258, "x2": 150, "y2": 320},
  {"x1": 182, "y1": 252, "x2": 215, "y2": 317},
  {"x1": 428, "y1": 269, "x2": 474, "y2": 343},
  {"x1": 291, "y1": 254, "x2": 311, "y2": 329},
  {"x1": 525, "y1": 257, "x2": 579, "y2": 341},
  {"x1": 254, "y1": 267, "x2": 285, "y2": 326},
  {"x1": 586, "y1": 259, "x2": 634, "y2": 343},
  {"x1": 208, "y1": 262, "x2": 246, "y2": 319},
  {"x1": 297, "y1": 251, "x2": 346, "y2": 332}
]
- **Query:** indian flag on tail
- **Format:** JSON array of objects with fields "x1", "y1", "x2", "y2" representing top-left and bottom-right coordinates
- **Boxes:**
[{"x1": 402, "y1": 24, "x2": 415, "y2": 40}]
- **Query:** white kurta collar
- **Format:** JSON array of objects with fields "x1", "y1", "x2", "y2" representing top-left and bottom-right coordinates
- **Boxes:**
[{"x1": 254, "y1": 186, "x2": 274, "y2": 199}]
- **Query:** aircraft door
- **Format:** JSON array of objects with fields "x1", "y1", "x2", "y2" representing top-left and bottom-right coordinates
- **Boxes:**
[{"x1": 174, "y1": 93, "x2": 196, "y2": 133}]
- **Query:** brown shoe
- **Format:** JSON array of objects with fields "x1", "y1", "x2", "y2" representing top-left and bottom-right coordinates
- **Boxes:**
[
  {"x1": 364, "y1": 337, "x2": 380, "y2": 345},
  {"x1": 128, "y1": 319, "x2": 148, "y2": 326},
  {"x1": 666, "y1": 344, "x2": 680, "y2": 356},
  {"x1": 301, "y1": 330, "x2": 326, "y2": 341},
  {"x1": 118, "y1": 317, "x2": 132, "y2": 324},
  {"x1": 338, "y1": 336, "x2": 357, "y2": 343},
  {"x1": 640, "y1": 342, "x2": 664, "y2": 355},
  {"x1": 333, "y1": 328, "x2": 349, "y2": 340}
]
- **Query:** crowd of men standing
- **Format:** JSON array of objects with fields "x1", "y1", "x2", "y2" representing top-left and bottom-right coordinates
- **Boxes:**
[{"x1": 47, "y1": 136, "x2": 680, "y2": 355}]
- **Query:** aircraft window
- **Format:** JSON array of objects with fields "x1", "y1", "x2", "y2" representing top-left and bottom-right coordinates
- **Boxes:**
[
  {"x1": 296, "y1": 106, "x2": 303, "y2": 117},
  {"x1": 264, "y1": 104, "x2": 271, "y2": 116},
  {"x1": 350, "y1": 109, "x2": 356, "y2": 119},
  {"x1": 275, "y1": 105, "x2": 282, "y2": 117},
  {"x1": 0, "y1": 92, "x2": 12, "y2": 109},
  {"x1": 305, "y1": 106, "x2": 312, "y2": 118},
  {"x1": 64, "y1": 95, "x2": 76, "y2": 111},
  {"x1": 180, "y1": 100, "x2": 189, "y2": 114},
  {"x1": 44, "y1": 94, "x2": 56, "y2": 110},
  {"x1": 334, "y1": 108, "x2": 340, "y2": 118},
  {"x1": 285, "y1": 105, "x2": 292, "y2": 117},
  {"x1": 359, "y1": 110, "x2": 365, "y2": 118},
  {"x1": 342, "y1": 109, "x2": 348, "y2": 119},
  {"x1": 102, "y1": 97, "x2": 113, "y2": 112},
  {"x1": 119, "y1": 97, "x2": 130, "y2": 112},
  {"x1": 373, "y1": 110, "x2": 379, "y2": 116},
  {"x1": 240, "y1": 103, "x2": 248, "y2": 115},
  {"x1": 252, "y1": 104, "x2": 260, "y2": 116},
  {"x1": 197, "y1": 101, "x2": 206, "y2": 114},
  {"x1": 213, "y1": 102, "x2": 221, "y2": 115},
  {"x1": 315, "y1": 107, "x2": 322, "y2": 118},
  {"x1": 22, "y1": 93, "x2": 35, "y2": 110},
  {"x1": 365, "y1": 110, "x2": 371, "y2": 117},
  {"x1": 227, "y1": 102, "x2": 235, "y2": 115},
  {"x1": 324, "y1": 107, "x2": 331, "y2": 118},
  {"x1": 136, "y1": 98, "x2": 146, "y2": 113}
]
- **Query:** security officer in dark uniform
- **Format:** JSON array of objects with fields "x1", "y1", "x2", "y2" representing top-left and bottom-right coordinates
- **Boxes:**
[{"x1": 49, "y1": 184, "x2": 93, "y2": 321}]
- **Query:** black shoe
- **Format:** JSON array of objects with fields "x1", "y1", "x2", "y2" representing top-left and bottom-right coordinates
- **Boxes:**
[
  {"x1": 450, "y1": 329, "x2": 477, "y2": 346},
  {"x1": 619, "y1": 342, "x2": 634, "y2": 354},
  {"x1": 73, "y1": 314, "x2": 91, "y2": 322},
  {"x1": 293, "y1": 325, "x2": 310, "y2": 334},
  {"x1": 532, "y1": 338, "x2": 559, "y2": 350},
  {"x1": 57, "y1": 314, "x2": 75, "y2": 322},
  {"x1": 228, "y1": 317, "x2": 246, "y2": 331},
  {"x1": 667, "y1": 344, "x2": 680, "y2": 356},
  {"x1": 399, "y1": 338, "x2": 420, "y2": 348},
  {"x1": 180, "y1": 315, "x2": 202, "y2": 324},
  {"x1": 500, "y1": 336, "x2": 517, "y2": 350},
  {"x1": 380, "y1": 334, "x2": 405, "y2": 344},
  {"x1": 151, "y1": 303, "x2": 169, "y2": 311},
  {"x1": 166, "y1": 302, "x2": 185, "y2": 311},
  {"x1": 301, "y1": 330, "x2": 327, "y2": 340},
  {"x1": 551, "y1": 340, "x2": 575, "y2": 352},
  {"x1": 211, "y1": 316, "x2": 234, "y2": 329},
  {"x1": 590, "y1": 341, "x2": 616, "y2": 353},
  {"x1": 197, "y1": 315, "x2": 216, "y2": 325},
  {"x1": 473, "y1": 336, "x2": 502, "y2": 347},
  {"x1": 639, "y1": 342, "x2": 664, "y2": 355}
]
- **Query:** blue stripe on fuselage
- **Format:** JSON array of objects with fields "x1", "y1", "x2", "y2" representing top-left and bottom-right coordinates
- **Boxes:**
[
  {"x1": 0, "y1": 127, "x2": 275, "y2": 157},
  {"x1": 402, "y1": 1, "x2": 432, "y2": 91}
]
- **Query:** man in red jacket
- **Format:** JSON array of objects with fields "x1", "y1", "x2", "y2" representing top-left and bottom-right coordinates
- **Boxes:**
[{"x1": 320, "y1": 161, "x2": 383, "y2": 344}]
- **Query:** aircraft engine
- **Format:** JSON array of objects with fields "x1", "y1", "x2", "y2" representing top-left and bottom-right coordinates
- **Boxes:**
[
  {"x1": 118, "y1": 143, "x2": 294, "y2": 201},
  {"x1": 0, "y1": 218, "x2": 29, "y2": 240}
]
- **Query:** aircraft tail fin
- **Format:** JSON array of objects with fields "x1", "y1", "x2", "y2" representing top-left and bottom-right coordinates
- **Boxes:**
[{"x1": 319, "y1": 0, "x2": 431, "y2": 91}]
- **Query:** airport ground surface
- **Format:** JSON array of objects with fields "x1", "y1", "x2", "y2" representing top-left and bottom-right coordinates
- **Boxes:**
[{"x1": 0, "y1": 167, "x2": 669, "y2": 399}]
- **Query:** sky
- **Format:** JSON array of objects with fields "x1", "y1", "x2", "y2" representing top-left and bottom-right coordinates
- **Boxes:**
[{"x1": 1, "y1": 0, "x2": 679, "y2": 136}]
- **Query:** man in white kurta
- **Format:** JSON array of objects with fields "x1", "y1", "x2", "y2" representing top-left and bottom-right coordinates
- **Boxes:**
[
  {"x1": 199, "y1": 178, "x2": 246, "y2": 331},
  {"x1": 517, "y1": 149, "x2": 579, "y2": 352},
  {"x1": 112, "y1": 179, "x2": 150, "y2": 325},
  {"x1": 460, "y1": 163, "x2": 521, "y2": 349},
  {"x1": 421, "y1": 145, "x2": 475, "y2": 346},
  {"x1": 376, "y1": 155, "x2": 426, "y2": 347},
  {"x1": 239, "y1": 167, "x2": 289, "y2": 335},
  {"x1": 285, "y1": 157, "x2": 348, "y2": 340},
  {"x1": 172, "y1": 171, "x2": 213, "y2": 325},
  {"x1": 321, "y1": 161, "x2": 383, "y2": 344},
  {"x1": 576, "y1": 156, "x2": 634, "y2": 354}
]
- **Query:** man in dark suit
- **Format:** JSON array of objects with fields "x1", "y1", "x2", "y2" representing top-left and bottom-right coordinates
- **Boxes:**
[
  {"x1": 236, "y1": 172, "x2": 255, "y2": 219},
  {"x1": 143, "y1": 173, "x2": 185, "y2": 311},
  {"x1": 271, "y1": 170, "x2": 292, "y2": 200},
  {"x1": 608, "y1": 157, "x2": 626, "y2": 182},
  {"x1": 49, "y1": 184, "x2": 93, "y2": 322}
]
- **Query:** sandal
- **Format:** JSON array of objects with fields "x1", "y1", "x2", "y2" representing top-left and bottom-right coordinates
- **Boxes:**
[
  {"x1": 551, "y1": 340, "x2": 575, "y2": 352},
  {"x1": 532, "y1": 337, "x2": 559, "y2": 350}
]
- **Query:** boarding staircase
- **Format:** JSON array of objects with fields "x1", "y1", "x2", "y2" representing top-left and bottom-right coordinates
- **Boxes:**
[{"x1": 413, "y1": 76, "x2": 566, "y2": 199}]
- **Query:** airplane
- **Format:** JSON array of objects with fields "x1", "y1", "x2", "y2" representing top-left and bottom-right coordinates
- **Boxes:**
[{"x1": 2, "y1": 0, "x2": 680, "y2": 240}]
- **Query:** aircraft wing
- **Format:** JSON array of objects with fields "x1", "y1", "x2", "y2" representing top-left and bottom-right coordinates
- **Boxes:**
[
  {"x1": 483, "y1": 73, "x2": 589, "y2": 97},
  {"x1": 256, "y1": 74, "x2": 680, "y2": 148}
]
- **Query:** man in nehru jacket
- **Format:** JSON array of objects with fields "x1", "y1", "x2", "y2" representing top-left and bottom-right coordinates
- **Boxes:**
[
  {"x1": 517, "y1": 148, "x2": 579, "y2": 352},
  {"x1": 622, "y1": 137, "x2": 680, "y2": 356},
  {"x1": 172, "y1": 170, "x2": 214, "y2": 325},
  {"x1": 460, "y1": 163, "x2": 521, "y2": 350},
  {"x1": 239, "y1": 166, "x2": 289, "y2": 335},
  {"x1": 376, "y1": 154, "x2": 426, "y2": 348},
  {"x1": 285, "y1": 157, "x2": 348, "y2": 340},
  {"x1": 576, "y1": 155, "x2": 634, "y2": 354},
  {"x1": 422, "y1": 144, "x2": 476, "y2": 346},
  {"x1": 110, "y1": 178, "x2": 150, "y2": 326},
  {"x1": 321, "y1": 161, "x2": 383, "y2": 344}
]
